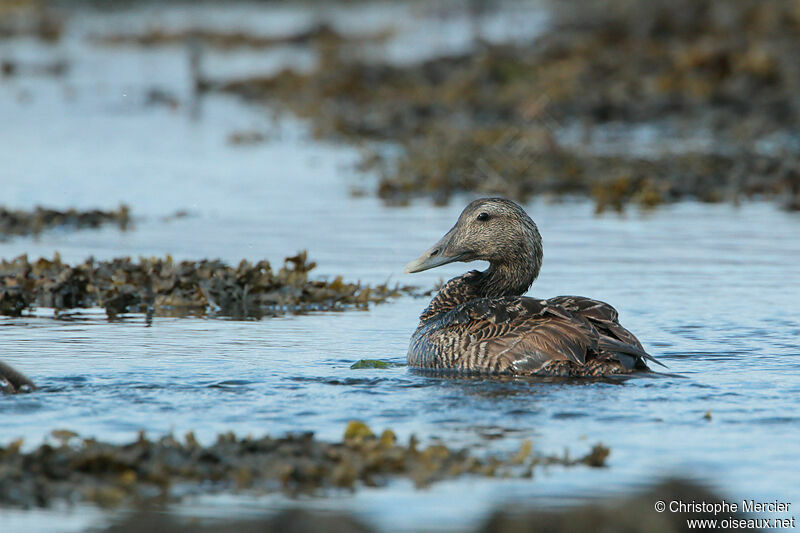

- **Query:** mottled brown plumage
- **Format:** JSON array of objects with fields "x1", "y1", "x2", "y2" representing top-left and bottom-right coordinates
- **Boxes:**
[{"x1": 405, "y1": 198, "x2": 662, "y2": 376}]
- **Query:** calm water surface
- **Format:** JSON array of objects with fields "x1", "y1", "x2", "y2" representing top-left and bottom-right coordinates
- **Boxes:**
[{"x1": 1, "y1": 4, "x2": 799, "y2": 532}]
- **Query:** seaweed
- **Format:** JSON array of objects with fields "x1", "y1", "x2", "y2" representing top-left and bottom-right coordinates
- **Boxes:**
[
  {"x1": 0, "y1": 423, "x2": 609, "y2": 509},
  {"x1": 0, "y1": 252, "x2": 414, "y2": 320},
  {"x1": 0, "y1": 7, "x2": 62, "y2": 43},
  {"x1": 210, "y1": 0, "x2": 800, "y2": 211},
  {"x1": 91, "y1": 23, "x2": 390, "y2": 50},
  {"x1": 0, "y1": 205, "x2": 130, "y2": 240},
  {"x1": 350, "y1": 360, "x2": 398, "y2": 369}
]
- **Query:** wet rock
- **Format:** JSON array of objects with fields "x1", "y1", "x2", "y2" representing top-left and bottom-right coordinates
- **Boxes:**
[
  {"x1": 0, "y1": 424, "x2": 609, "y2": 509},
  {"x1": 0, "y1": 285, "x2": 30, "y2": 317},
  {"x1": 0, "y1": 361, "x2": 35, "y2": 395},
  {"x1": 779, "y1": 161, "x2": 800, "y2": 211},
  {"x1": 0, "y1": 205, "x2": 130, "y2": 240},
  {"x1": 0, "y1": 251, "x2": 414, "y2": 319}
]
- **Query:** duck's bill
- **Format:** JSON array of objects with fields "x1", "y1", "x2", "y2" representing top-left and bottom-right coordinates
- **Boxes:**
[
  {"x1": 405, "y1": 227, "x2": 472, "y2": 274},
  {"x1": 404, "y1": 249, "x2": 463, "y2": 273}
]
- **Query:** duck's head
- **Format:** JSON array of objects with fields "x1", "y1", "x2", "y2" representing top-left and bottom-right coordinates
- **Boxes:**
[{"x1": 404, "y1": 198, "x2": 543, "y2": 277}]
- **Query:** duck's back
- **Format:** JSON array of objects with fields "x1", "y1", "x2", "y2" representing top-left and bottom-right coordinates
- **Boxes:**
[{"x1": 408, "y1": 290, "x2": 655, "y2": 376}]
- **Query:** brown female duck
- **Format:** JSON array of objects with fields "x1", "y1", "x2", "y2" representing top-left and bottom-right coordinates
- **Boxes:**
[{"x1": 404, "y1": 198, "x2": 662, "y2": 376}]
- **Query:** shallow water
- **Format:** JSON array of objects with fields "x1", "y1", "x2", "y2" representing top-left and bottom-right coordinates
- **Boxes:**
[{"x1": 1, "y1": 3, "x2": 800, "y2": 532}]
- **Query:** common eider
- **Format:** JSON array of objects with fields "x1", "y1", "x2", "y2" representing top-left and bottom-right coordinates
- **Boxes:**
[{"x1": 404, "y1": 198, "x2": 662, "y2": 376}]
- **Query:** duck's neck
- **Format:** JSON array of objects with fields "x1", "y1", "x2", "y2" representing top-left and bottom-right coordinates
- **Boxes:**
[
  {"x1": 477, "y1": 224, "x2": 543, "y2": 299},
  {"x1": 478, "y1": 260, "x2": 539, "y2": 298},
  {"x1": 419, "y1": 255, "x2": 541, "y2": 322}
]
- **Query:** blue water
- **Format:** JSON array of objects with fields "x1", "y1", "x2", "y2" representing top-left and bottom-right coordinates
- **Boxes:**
[{"x1": 1, "y1": 3, "x2": 799, "y2": 532}]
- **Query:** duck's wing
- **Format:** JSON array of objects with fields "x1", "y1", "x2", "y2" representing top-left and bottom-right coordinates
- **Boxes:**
[
  {"x1": 423, "y1": 296, "x2": 659, "y2": 374},
  {"x1": 548, "y1": 296, "x2": 642, "y2": 348},
  {"x1": 547, "y1": 296, "x2": 663, "y2": 369}
]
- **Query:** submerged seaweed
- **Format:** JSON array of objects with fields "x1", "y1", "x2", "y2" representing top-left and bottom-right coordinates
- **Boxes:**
[
  {"x1": 0, "y1": 423, "x2": 608, "y2": 509},
  {"x1": 0, "y1": 251, "x2": 413, "y2": 320},
  {"x1": 350, "y1": 359, "x2": 399, "y2": 369}
]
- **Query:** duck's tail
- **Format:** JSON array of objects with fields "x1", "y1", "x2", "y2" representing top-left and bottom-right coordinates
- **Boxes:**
[{"x1": 599, "y1": 337, "x2": 667, "y2": 369}]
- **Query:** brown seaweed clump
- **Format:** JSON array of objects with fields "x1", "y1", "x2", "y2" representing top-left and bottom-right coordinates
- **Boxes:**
[
  {"x1": 0, "y1": 6, "x2": 62, "y2": 43},
  {"x1": 0, "y1": 423, "x2": 608, "y2": 509},
  {"x1": 0, "y1": 58, "x2": 68, "y2": 77},
  {"x1": 0, "y1": 205, "x2": 130, "y2": 240},
  {"x1": 213, "y1": 0, "x2": 800, "y2": 211},
  {"x1": 91, "y1": 23, "x2": 389, "y2": 50},
  {"x1": 370, "y1": 128, "x2": 799, "y2": 212},
  {"x1": 0, "y1": 252, "x2": 412, "y2": 320}
]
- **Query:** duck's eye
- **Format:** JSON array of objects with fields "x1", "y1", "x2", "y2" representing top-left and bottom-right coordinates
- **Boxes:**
[{"x1": 476, "y1": 212, "x2": 490, "y2": 221}]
